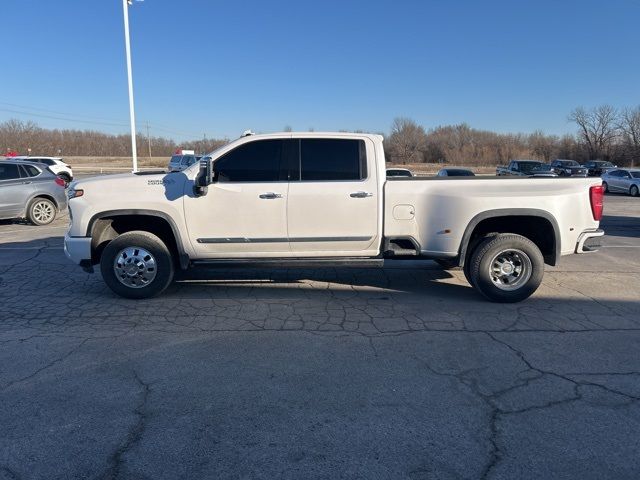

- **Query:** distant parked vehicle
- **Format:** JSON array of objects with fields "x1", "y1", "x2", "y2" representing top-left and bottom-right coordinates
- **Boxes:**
[
  {"x1": 436, "y1": 168, "x2": 475, "y2": 177},
  {"x1": 168, "y1": 150, "x2": 201, "y2": 172},
  {"x1": 582, "y1": 160, "x2": 616, "y2": 177},
  {"x1": 550, "y1": 159, "x2": 588, "y2": 177},
  {"x1": 11, "y1": 156, "x2": 73, "y2": 184},
  {"x1": 601, "y1": 169, "x2": 640, "y2": 196},
  {"x1": 0, "y1": 160, "x2": 68, "y2": 225},
  {"x1": 386, "y1": 168, "x2": 413, "y2": 177},
  {"x1": 496, "y1": 160, "x2": 558, "y2": 177}
]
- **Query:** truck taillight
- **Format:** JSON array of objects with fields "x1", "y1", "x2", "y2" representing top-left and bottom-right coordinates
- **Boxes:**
[{"x1": 590, "y1": 185, "x2": 604, "y2": 221}]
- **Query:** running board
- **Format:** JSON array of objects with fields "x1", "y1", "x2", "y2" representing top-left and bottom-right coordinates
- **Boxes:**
[{"x1": 191, "y1": 257, "x2": 384, "y2": 269}]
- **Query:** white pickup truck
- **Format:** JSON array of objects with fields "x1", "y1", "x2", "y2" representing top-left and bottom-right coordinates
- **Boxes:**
[{"x1": 64, "y1": 132, "x2": 605, "y2": 302}]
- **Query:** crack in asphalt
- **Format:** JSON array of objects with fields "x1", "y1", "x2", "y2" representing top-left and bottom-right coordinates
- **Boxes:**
[
  {"x1": 1, "y1": 338, "x2": 89, "y2": 391},
  {"x1": 2, "y1": 215, "x2": 640, "y2": 479},
  {"x1": 0, "y1": 466, "x2": 21, "y2": 480},
  {"x1": 409, "y1": 329, "x2": 640, "y2": 480},
  {"x1": 99, "y1": 370, "x2": 151, "y2": 480}
]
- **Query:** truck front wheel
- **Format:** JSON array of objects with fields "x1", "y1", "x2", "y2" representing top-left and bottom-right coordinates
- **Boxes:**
[
  {"x1": 468, "y1": 234, "x2": 543, "y2": 303},
  {"x1": 100, "y1": 231, "x2": 174, "y2": 299}
]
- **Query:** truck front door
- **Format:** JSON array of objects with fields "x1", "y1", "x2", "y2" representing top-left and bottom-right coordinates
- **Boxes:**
[{"x1": 184, "y1": 139, "x2": 293, "y2": 257}]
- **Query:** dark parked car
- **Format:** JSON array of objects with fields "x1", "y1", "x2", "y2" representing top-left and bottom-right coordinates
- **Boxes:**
[
  {"x1": 601, "y1": 169, "x2": 640, "y2": 196},
  {"x1": 436, "y1": 168, "x2": 475, "y2": 177},
  {"x1": 0, "y1": 160, "x2": 68, "y2": 225},
  {"x1": 386, "y1": 168, "x2": 413, "y2": 177},
  {"x1": 550, "y1": 159, "x2": 588, "y2": 177},
  {"x1": 496, "y1": 160, "x2": 558, "y2": 177},
  {"x1": 582, "y1": 160, "x2": 616, "y2": 177}
]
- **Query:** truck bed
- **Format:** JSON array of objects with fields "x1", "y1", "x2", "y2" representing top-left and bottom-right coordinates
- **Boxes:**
[{"x1": 383, "y1": 176, "x2": 602, "y2": 258}]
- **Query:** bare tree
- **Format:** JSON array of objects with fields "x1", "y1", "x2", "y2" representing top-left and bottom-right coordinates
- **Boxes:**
[
  {"x1": 619, "y1": 106, "x2": 640, "y2": 167},
  {"x1": 386, "y1": 117, "x2": 427, "y2": 164},
  {"x1": 569, "y1": 105, "x2": 619, "y2": 160},
  {"x1": 528, "y1": 130, "x2": 558, "y2": 162}
]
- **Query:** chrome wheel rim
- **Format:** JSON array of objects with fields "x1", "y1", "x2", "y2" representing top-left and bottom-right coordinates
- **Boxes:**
[
  {"x1": 33, "y1": 201, "x2": 54, "y2": 223},
  {"x1": 113, "y1": 246, "x2": 157, "y2": 288},
  {"x1": 489, "y1": 249, "x2": 532, "y2": 291}
]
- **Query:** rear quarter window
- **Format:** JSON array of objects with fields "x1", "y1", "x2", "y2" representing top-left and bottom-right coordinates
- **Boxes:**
[{"x1": 22, "y1": 165, "x2": 41, "y2": 177}]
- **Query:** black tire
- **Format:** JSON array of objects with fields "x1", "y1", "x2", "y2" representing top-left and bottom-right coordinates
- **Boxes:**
[
  {"x1": 27, "y1": 197, "x2": 57, "y2": 225},
  {"x1": 630, "y1": 185, "x2": 639, "y2": 197},
  {"x1": 468, "y1": 234, "x2": 544, "y2": 303},
  {"x1": 602, "y1": 182, "x2": 608, "y2": 193},
  {"x1": 100, "y1": 231, "x2": 174, "y2": 299},
  {"x1": 462, "y1": 233, "x2": 499, "y2": 288},
  {"x1": 435, "y1": 258, "x2": 458, "y2": 270}
]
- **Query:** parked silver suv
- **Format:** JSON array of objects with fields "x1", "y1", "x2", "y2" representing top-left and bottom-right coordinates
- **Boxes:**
[{"x1": 0, "y1": 160, "x2": 68, "y2": 225}]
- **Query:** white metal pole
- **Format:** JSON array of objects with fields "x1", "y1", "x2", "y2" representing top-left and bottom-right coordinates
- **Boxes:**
[{"x1": 122, "y1": 0, "x2": 138, "y2": 172}]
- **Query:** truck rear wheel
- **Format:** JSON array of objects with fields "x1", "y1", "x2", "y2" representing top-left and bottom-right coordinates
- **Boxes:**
[
  {"x1": 100, "y1": 231, "x2": 174, "y2": 299},
  {"x1": 468, "y1": 234, "x2": 543, "y2": 303}
]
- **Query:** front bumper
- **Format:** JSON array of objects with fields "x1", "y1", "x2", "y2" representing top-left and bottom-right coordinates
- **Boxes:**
[
  {"x1": 575, "y1": 229, "x2": 605, "y2": 253},
  {"x1": 64, "y1": 233, "x2": 93, "y2": 271}
]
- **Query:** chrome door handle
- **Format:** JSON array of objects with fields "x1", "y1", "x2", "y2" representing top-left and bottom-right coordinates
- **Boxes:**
[
  {"x1": 22, "y1": 181, "x2": 32, "y2": 184},
  {"x1": 350, "y1": 191, "x2": 373, "y2": 198},
  {"x1": 259, "y1": 192, "x2": 283, "y2": 199}
]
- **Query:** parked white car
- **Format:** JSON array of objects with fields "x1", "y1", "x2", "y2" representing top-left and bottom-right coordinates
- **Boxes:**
[
  {"x1": 65, "y1": 132, "x2": 605, "y2": 303},
  {"x1": 12, "y1": 156, "x2": 73, "y2": 184}
]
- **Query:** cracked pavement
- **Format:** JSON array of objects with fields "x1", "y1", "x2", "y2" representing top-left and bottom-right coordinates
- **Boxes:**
[{"x1": 1, "y1": 194, "x2": 639, "y2": 479}]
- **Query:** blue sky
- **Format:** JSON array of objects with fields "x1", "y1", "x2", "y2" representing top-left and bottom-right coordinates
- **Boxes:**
[{"x1": 1, "y1": 0, "x2": 638, "y2": 140}]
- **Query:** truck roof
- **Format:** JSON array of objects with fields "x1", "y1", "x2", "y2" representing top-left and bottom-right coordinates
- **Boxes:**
[{"x1": 237, "y1": 131, "x2": 384, "y2": 141}]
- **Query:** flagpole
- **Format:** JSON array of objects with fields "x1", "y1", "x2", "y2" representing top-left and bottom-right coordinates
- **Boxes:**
[{"x1": 122, "y1": 0, "x2": 138, "y2": 173}]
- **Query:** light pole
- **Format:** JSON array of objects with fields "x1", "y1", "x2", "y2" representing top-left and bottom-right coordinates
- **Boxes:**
[{"x1": 122, "y1": 0, "x2": 138, "y2": 172}]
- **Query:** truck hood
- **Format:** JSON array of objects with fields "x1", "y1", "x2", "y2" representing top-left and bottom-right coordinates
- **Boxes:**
[{"x1": 70, "y1": 171, "x2": 194, "y2": 203}]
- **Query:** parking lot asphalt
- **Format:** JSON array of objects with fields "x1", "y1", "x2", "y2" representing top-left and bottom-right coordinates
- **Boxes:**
[{"x1": 1, "y1": 194, "x2": 639, "y2": 480}]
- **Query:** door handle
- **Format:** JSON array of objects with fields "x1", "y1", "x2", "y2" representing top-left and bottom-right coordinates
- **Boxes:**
[
  {"x1": 350, "y1": 191, "x2": 373, "y2": 198},
  {"x1": 22, "y1": 181, "x2": 32, "y2": 184},
  {"x1": 259, "y1": 192, "x2": 283, "y2": 199}
]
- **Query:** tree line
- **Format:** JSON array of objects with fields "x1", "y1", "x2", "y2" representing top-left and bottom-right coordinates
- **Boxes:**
[
  {"x1": 385, "y1": 105, "x2": 640, "y2": 167},
  {"x1": 0, "y1": 119, "x2": 227, "y2": 157},
  {"x1": 1, "y1": 105, "x2": 639, "y2": 167}
]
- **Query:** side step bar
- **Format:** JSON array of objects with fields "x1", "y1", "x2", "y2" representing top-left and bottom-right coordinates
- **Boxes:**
[{"x1": 191, "y1": 257, "x2": 385, "y2": 269}]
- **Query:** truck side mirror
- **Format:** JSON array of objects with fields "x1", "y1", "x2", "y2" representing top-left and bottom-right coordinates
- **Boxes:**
[{"x1": 194, "y1": 157, "x2": 213, "y2": 197}]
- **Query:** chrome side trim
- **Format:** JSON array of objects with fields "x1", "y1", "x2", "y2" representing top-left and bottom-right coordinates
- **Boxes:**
[{"x1": 196, "y1": 236, "x2": 373, "y2": 244}]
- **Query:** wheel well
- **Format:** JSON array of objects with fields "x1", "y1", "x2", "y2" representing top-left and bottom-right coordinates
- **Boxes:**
[
  {"x1": 29, "y1": 194, "x2": 59, "y2": 210},
  {"x1": 462, "y1": 215, "x2": 558, "y2": 267},
  {"x1": 90, "y1": 214, "x2": 182, "y2": 267}
]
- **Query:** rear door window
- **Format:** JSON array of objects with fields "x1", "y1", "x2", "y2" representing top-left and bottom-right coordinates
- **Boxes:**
[
  {"x1": 299, "y1": 139, "x2": 366, "y2": 181},
  {"x1": 0, "y1": 164, "x2": 20, "y2": 180}
]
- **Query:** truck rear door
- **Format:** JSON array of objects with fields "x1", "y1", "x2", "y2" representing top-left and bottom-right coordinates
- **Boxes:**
[{"x1": 286, "y1": 138, "x2": 380, "y2": 256}]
